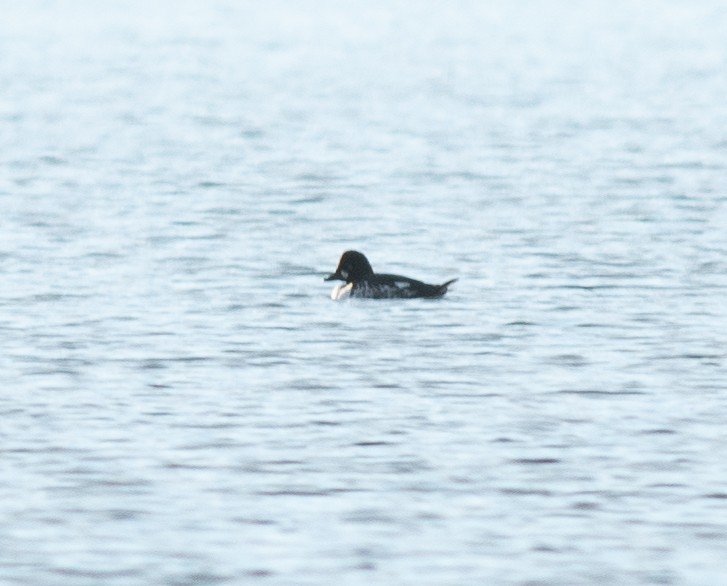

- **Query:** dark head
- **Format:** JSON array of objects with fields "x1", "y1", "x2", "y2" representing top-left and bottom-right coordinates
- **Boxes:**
[{"x1": 324, "y1": 250, "x2": 374, "y2": 283}]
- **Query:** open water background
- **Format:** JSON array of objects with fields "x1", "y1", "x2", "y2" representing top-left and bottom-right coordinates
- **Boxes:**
[{"x1": 2, "y1": 1, "x2": 727, "y2": 584}]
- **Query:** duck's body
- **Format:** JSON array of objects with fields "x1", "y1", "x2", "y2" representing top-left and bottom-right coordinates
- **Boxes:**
[{"x1": 325, "y1": 250, "x2": 457, "y2": 300}]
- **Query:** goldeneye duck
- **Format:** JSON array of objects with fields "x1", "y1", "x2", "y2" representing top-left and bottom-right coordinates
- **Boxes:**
[{"x1": 324, "y1": 250, "x2": 457, "y2": 300}]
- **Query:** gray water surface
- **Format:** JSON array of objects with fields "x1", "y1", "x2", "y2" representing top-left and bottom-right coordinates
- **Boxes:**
[{"x1": 2, "y1": 1, "x2": 727, "y2": 584}]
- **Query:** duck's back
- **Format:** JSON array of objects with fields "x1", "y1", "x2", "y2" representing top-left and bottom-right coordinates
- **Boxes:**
[{"x1": 352, "y1": 274, "x2": 455, "y2": 299}]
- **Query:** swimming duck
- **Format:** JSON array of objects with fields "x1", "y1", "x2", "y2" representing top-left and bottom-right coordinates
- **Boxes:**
[{"x1": 324, "y1": 250, "x2": 457, "y2": 300}]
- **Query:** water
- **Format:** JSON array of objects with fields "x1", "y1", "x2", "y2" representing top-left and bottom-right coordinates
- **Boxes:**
[{"x1": 2, "y1": 1, "x2": 727, "y2": 584}]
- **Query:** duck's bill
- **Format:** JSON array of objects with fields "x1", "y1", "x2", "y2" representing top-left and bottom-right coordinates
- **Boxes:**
[{"x1": 324, "y1": 272, "x2": 342, "y2": 281}]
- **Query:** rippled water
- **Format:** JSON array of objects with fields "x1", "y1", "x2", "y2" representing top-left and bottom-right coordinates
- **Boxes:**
[{"x1": 3, "y1": 1, "x2": 727, "y2": 584}]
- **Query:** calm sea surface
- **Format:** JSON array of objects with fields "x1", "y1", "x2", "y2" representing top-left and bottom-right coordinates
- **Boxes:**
[{"x1": 2, "y1": 1, "x2": 727, "y2": 584}]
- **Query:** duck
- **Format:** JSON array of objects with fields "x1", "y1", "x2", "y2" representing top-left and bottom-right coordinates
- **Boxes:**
[{"x1": 324, "y1": 250, "x2": 457, "y2": 300}]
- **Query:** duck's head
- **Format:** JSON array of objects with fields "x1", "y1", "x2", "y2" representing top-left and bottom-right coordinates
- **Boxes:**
[{"x1": 324, "y1": 250, "x2": 374, "y2": 283}]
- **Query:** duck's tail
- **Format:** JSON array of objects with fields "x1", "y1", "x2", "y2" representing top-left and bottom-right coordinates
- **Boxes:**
[{"x1": 439, "y1": 278, "x2": 458, "y2": 294}]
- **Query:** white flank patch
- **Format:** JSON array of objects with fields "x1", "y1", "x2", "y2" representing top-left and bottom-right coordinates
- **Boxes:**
[
  {"x1": 330, "y1": 283, "x2": 353, "y2": 300},
  {"x1": 394, "y1": 281, "x2": 409, "y2": 289}
]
